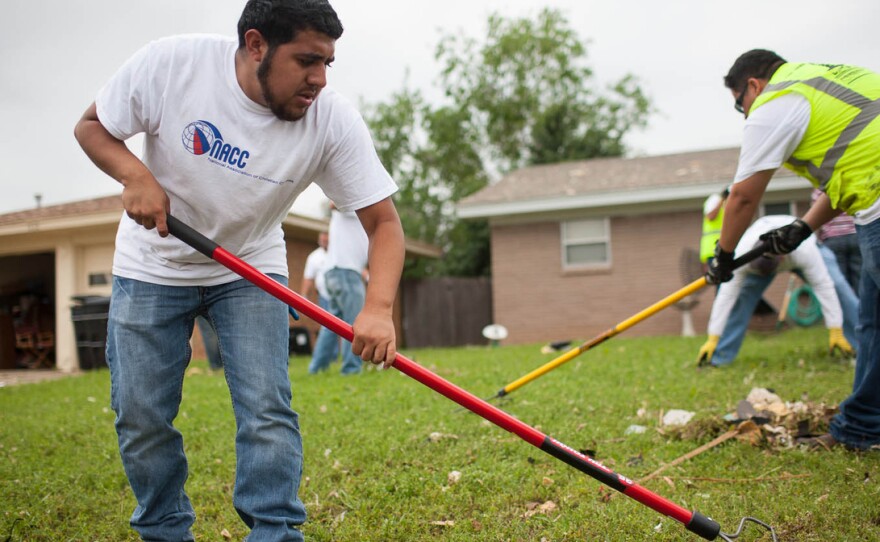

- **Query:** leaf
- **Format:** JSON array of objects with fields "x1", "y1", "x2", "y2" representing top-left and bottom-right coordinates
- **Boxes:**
[{"x1": 522, "y1": 500, "x2": 557, "y2": 517}]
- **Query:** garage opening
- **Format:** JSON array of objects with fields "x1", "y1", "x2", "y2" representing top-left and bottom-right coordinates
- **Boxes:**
[{"x1": 0, "y1": 252, "x2": 56, "y2": 370}]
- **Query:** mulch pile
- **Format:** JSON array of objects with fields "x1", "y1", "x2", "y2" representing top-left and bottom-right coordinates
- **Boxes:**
[{"x1": 662, "y1": 387, "x2": 839, "y2": 449}]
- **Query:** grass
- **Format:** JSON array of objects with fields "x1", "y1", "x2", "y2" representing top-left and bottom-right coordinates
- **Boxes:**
[{"x1": 1, "y1": 326, "x2": 879, "y2": 541}]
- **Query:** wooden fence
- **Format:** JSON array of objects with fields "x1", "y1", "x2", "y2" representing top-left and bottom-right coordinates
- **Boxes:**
[{"x1": 401, "y1": 277, "x2": 492, "y2": 348}]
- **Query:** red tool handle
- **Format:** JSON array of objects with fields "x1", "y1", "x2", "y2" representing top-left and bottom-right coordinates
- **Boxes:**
[{"x1": 166, "y1": 214, "x2": 722, "y2": 540}]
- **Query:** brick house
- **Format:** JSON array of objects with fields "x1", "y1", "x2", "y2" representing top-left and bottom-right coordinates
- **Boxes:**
[
  {"x1": 457, "y1": 147, "x2": 812, "y2": 345},
  {"x1": 0, "y1": 196, "x2": 440, "y2": 372}
]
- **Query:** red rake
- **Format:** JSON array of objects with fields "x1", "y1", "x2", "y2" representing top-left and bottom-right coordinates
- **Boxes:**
[{"x1": 167, "y1": 214, "x2": 776, "y2": 541}]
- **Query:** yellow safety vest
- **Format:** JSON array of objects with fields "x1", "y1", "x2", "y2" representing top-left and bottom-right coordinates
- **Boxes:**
[
  {"x1": 751, "y1": 62, "x2": 880, "y2": 214},
  {"x1": 700, "y1": 206, "x2": 724, "y2": 263}
]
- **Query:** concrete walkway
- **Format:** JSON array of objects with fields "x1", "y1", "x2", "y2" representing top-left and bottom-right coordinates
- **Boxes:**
[{"x1": 0, "y1": 369, "x2": 83, "y2": 388}]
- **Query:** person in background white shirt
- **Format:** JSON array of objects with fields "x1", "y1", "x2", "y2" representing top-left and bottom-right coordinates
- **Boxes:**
[
  {"x1": 301, "y1": 231, "x2": 339, "y2": 359},
  {"x1": 73, "y1": 1, "x2": 405, "y2": 539},
  {"x1": 309, "y1": 205, "x2": 371, "y2": 374},
  {"x1": 697, "y1": 215, "x2": 855, "y2": 367}
]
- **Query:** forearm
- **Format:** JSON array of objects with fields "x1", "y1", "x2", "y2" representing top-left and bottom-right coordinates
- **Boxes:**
[
  {"x1": 74, "y1": 102, "x2": 169, "y2": 234},
  {"x1": 363, "y1": 216, "x2": 405, "y2": 315},
  {"x1": 802, "y1": 192, "x2": 842, "y2": 231},
  {"x1": 351, "y1": 198, "x2": 404, "y2": 366},
  {"x1": 74, "y1": 103, "x2": 151, "y2": 187},
  {"x1": 719, "y1": 171, "x2": 774, "y2": 252}
]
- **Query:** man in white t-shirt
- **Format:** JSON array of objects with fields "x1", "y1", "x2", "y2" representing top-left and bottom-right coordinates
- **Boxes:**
[
  {"x1": 309, "y1": 207, "x2": 371, "y2": 374},
  {"x1": 697, "y1": 215, "x2": 855, "y2": 367},
  {"x1": 707, "y1": 49, "x2": 880, "y2": 451},
  {"x1": 301, "y1": 231, "x2": 339, "y2": 360},
  {"x1": 301, "y1": 232, "x2": 331, "y2": 305},
  {"x1": 73, "y1": 1, "x2": 405, "y2": 540}
]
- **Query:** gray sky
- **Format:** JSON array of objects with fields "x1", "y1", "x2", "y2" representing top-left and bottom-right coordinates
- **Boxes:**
[{"x1": 2, "y1": 0, "x2": 879, "y2": 216}]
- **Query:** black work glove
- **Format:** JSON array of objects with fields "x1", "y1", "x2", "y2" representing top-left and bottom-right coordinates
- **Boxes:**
[
  {"x1": 759, "y1": 219, "x2": 812, "y2": 255},
  {"x1": 705, "y1": 244, "x2": 735, "y2": 284}
]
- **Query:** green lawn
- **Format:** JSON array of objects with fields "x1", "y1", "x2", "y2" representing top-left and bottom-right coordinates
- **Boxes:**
[{"x1": 1, "y1": 326, "x2": 878, "y2": 541}]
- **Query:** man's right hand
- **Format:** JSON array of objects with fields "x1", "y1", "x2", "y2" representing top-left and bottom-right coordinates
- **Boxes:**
[
  {"x1": 705, "y1": 245, "x2": 735, "y2": 284},
  {"x1": 828, "y1": 328, "x2": 854, "y2": 357},
  {"x1": 121, "y1": 175, "x2": 171, "y2": 237},
  {"x1": 74, "y1": 101, "x2": 170, "y2": 236}
]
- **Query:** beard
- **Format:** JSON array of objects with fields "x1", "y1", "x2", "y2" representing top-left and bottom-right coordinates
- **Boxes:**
[{"x1": 257, "y1": 46, "x2": 306, "y2": 122}]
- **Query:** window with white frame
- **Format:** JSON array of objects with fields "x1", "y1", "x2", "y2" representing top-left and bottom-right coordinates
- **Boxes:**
[
  {"x1": 561, "y1": 218, "x2": 610, "y2": 269},
  {"x1": 761, "y1": 201, "x2": 795, "y2": 216}
]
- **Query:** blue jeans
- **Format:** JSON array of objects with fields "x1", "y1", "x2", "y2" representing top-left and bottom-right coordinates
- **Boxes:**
[
  {"x1": 307, "y1": 268, "x2": 365, "y2": 374},
  {"x1": 831, "y1": 219, "x2": 880, "y2": 449},
  {"x1": 307, "y1": 295, "x2": 341, "y2": 373},
  {"x1": 107, "y1": 275, "x2": 305, "y2": 541},
  {"x1": 823, "y1": 233, "x2": 862, "y2": 293},
  {"x1": 711, "y1": 251, "x2": 859, "y2": 366}
]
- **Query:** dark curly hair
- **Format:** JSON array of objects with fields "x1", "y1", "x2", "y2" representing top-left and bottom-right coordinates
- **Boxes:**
[
  {"x1": 237, "y1": 0, "x2": 343, "y2": 49},
  {"x1": 724, "y1": 49, "x2": 787, "y2": 92}
]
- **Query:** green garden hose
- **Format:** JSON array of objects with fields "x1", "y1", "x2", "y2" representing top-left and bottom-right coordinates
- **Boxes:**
[{"x1": 788, "y1": 284, "x2": 822, "y2": 327}]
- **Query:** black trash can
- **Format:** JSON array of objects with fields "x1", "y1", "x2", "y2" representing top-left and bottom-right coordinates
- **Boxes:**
[{"x1": 71, "y1": 296, "x2": 111, "y2": 370}]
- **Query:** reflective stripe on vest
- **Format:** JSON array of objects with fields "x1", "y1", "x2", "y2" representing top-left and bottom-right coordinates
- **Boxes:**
[{"x1": 751, "y1": 63, "x2": 880, "y2": 213}]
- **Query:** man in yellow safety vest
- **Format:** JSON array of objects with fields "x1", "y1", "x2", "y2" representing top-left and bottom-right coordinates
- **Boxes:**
[{"x1": 706, "y1": 49, "x2": 880, "y2": 451}]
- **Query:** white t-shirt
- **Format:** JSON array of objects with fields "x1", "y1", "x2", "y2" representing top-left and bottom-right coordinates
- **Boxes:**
[
  {"x1": 734, "y1": 93, "x2": 880, "y2": 225},
  {"x1": 734, "y1": 94, "x2": 811, "y2": 183},
  {"x1": 707, "y1": 215, "x2": 843, "y2": 336},
  {"x1": 303, "y1": 247, "x2": 329, "y2": 299},
  {"x1": 96, "y1": 34, "x2": 397, "y2": 286},
  {"x1": 324, "y1": 209, "x2": 368, "y2": 273}
]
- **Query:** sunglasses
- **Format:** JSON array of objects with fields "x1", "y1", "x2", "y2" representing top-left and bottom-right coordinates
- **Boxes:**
[{"x1": 734, "y1": 84, "x2": 747, "y2": 114}]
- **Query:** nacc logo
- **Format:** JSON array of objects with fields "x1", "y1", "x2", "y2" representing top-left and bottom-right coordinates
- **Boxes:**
[{"x1": 181, "y1": 120, "x2": 250, "y2": 168}]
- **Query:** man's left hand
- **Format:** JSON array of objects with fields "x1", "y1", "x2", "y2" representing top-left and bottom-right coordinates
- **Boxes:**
[{"x1": 759, "y1": 219, "x2": 813, "y2": 255}]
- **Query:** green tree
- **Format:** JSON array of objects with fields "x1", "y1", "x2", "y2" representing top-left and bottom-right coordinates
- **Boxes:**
[
  {"x1": 364, "y1": 89, "x2": 490, "y2": 277},
  {"x1": 364, "y1": 8, "x2": 652, "y2": 277}
]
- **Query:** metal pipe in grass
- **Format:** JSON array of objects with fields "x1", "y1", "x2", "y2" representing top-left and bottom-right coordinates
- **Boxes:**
[
  {"x1": 166, "y1": 214, "x2": 776, "y2": 541},
  {"x1": 488, "y1": 243, "x2": 772, "y2": 402}
]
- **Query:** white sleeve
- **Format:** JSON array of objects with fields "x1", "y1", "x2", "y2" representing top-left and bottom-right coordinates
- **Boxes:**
[
  {"x1": 707, "y1": 270, "x2": 746, "y2": 336},
  {"x1": 793, "y1": 245, "x2": 843, "y2": 328},
  {"x1": 314, "y1": 101, "x2": 397, "y2": 213},
  {"x1": 303, "y1": 251, "x2": 320, "y2": 280},
  {"x1": 95, "y1": 40, "x2": 164, "y2": 140},
  {"x1": 734, "y1": 94, "x2": 811, "y2": 183}
]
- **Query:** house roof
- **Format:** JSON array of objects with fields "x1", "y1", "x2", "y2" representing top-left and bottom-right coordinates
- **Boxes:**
[
  {"x1": 0, "y1": 195, "x2": 123, "y2": 227},
  {"x1": 457, "y1": 147, "x2": 811, "y2": 220},
  {"x1": 0, "y1": 195, "x2": 442, "y2": 258}
]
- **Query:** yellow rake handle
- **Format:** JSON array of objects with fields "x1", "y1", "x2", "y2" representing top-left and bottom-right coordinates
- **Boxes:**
[
  {"x1": 492, "y1": 242, "x2": 769, "y2": 399},
  {"x1": 498, "y1": 278, "x2": 706, "y2": 396}
]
